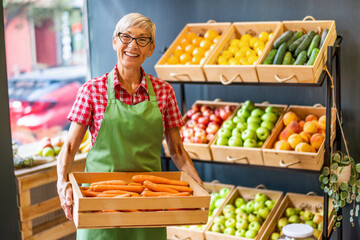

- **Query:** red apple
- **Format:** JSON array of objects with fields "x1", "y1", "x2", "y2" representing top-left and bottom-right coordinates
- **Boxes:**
[
  {"x1": 225, "y1": 105, "x2": 234, "y2": 114},
  {"x1": 214, "y1": 108, "x2": 221, "y2": 117},
  {"x1": 209, "y1": 113, "x2": 222, "y2": 124},
  {"x1": 194, "y1": 128, "x2": 206, "y2": 137},
  {"x1": 186, "y1": 119, "x2": 197, "y2": 128},
  {"x1": 183, "y1": 136, "x2": 194, "y2": 143},
  {"x1": 192, "y1": 104, "x2": 201, "y2": 112},
  {"x1": 198, "y1": 116, "x2": 210, "y2": 125},
  {"x1": 203, "y1": 109, "x2": 214, "y2": 117},
  {"x1": 200, "y1": 105, "x2": 211, "y2": 113},
  {"x1": 191, "y1": 112, "x2": 202, "y2": 122},
  {"x1": 219, "y1": 108, "x2": 230, "y2": 120},
  {"x1": 194, "y1": 123, "x2": 207, "y2": 131},
  {"x1": 186, "y1": 109, "x2": 197, "y2": 118},
  {"x1": 206, "y1": 133, "x2": 215, "y2": 142},
  {"x1": 194, "y1": 130, "x2": 208, "y2": 143},
  {"x1": 182, "y1": 128, "x2": 194, "y2": 138},
  {"x1": 206, "y1": 123, "x2": 220, "y2": 134}
]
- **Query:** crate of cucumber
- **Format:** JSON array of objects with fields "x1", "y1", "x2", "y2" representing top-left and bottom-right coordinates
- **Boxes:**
[{"x1": 256, "y1": 17, "x2": 336, "y2": 83}]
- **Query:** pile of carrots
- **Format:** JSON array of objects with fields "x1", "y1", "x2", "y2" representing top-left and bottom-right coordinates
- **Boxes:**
[{"x1": 80, "y1": 174, "x2": 193, "y2": 199}]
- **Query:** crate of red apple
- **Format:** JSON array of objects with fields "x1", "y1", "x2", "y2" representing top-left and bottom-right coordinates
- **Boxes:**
[
  {"x1": 262, "y1": 105, "x2": 336, "y2": 171},
  {"x1": 210, "y1": 100, "x2": 287, "y2": 165},
  {"x1": 162, "y1": 100, "x2": 240, "y2": 160}
]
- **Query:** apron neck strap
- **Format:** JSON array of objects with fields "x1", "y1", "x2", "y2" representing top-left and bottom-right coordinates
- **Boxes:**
[{"x1": 107, "y1": 69, "x2": 156, "y2": 102}]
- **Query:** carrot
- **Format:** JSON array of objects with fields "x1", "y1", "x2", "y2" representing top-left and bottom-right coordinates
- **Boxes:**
[
  {"x1": 141, "y1": 189, "x2": 190, "y2": 197},
  {"x1": 92, "y1": 184, "x2": 145, "y2": 193},
  {"x1": 90, "y1": 180, "x2": 127, "y2": 189},
  {"x1": 81, "y1": 189, "x2": 100, "y2": 197},
  {"x1": 102, "y1": 210, "x2": 119, "y2": 212},
  {"x1": 80, "y1": 186, "x2": 89, "y2": 190},
  {"x1": 97, "y1": 193, "x2": 131, "y2": 198},
  {"x1": 128, "y1": 182, "x2": 143, "y2": 186},
  {"x1": 102, "y1": 190, "x2": 132, "y2": 195},
  {"x1": 159, "y1": 192, "x2": 191, "y2": 197},
  {"x1": 132, "y1": 175, "x2": 189, "y2": 186},
  {"x1": 156, "y1": 184, "x2": 193, "y2": 193},
  {"x1": 143, "y1": 180, "x2": 179, "y2": 193}
]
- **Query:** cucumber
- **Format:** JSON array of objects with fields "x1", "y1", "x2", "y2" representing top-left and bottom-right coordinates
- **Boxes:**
[
  {"x1": 307, "y1": 48, "x2": 320, "y2": 65},
  {"x1": 294, "y1": 30, "x2": 315, "y2": 56},
  {"x1": 282, "y1": 51, "x2": 292, "y2": 65},
  {"x1": 273, "y1": 30, "x2": 294, "y2": 48},
  {"x1": 263, "y1": 49, "x2": 277, "y2": 64},
  {"x1": 294, "y1": 50, "x2": 307, "y2": 65},
  {"x1": 288, "y1": 35, "x2": 306, "y2": 52},
  {"x1": 307, "y1": 35, "x2": 320, "y2": 58},
  {"x1": 286, "y1": 31, "x2": 303, "y2": 47},
  {"x1": 272, "y1": 42, "x2": 288, "y2": 64},
  {"x1": 320, "y1": 29, "x2": 329, "y2": 48}
]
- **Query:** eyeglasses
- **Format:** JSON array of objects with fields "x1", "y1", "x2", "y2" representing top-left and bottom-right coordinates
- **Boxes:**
[{"x1": 117, "y1": 32, "x2": 152, "y2": 47}]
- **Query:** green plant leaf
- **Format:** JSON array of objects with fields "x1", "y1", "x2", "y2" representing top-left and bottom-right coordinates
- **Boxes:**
[
  {"x1": 322, "y1": 177, "x2": 329, "y2": 184},
  {"x1": 340, "y1": 182, "x2": 348, "y2": 191},
  {"x1": 332, "y1": 163, "x2": 339, "y2": 171},
  {"x1": 356, "y1": 163, "x2": 360, "y2": 173},
  {"x1": 330, "y1": 174, "x2": 338, "y2": 183},
  {"x1": 340, "y1": 200, "x2": 346, "y2": 207},
  {"x1": 332, "y1": 183, "x2": 339, "y2": 192},
  {"x1": 340, "y1": 191, "x2": 348, "y2": 200},
  {"x1": 335, "y1": 222, "x2": 341, "y2": 228},
  {"x1": 337, "y1": 215, "x2": 343, "y2": 221},
  {"x1": 324, "y1": 186, "x2": 329, "y2": 193},
  {"x1": 343, "y1": 155, "x2": 350, "y2": 164},
  {"x1": 322, "y1": 167, "x2": 330, "y2": 176},
  {"x1": 332, "y1": 153, "x2": 341, "y2": 163}
]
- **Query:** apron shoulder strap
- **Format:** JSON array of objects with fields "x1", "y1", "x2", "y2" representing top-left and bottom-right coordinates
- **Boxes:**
[{"x1": 107, "y1": 69, "x2": 116, "y2": 101}]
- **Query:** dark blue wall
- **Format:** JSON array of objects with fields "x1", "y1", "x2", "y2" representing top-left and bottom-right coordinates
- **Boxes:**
[{"x1": 86, "y1": 1, "x2": 360, "y2": 239}]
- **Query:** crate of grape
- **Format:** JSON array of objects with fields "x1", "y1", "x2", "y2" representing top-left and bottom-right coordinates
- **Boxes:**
[
  {"x1": 256, "y1": 17, "x2": 336, "y2": 83},
  {"x1": 205, "y1": 186, "x2": 283, "y2": 240},
  {"x1": 163, "y1": 100, "x2": 240, "y2": 161},
  {"x1": 69, "y1": 171, "x2": 210, "y2": 229},
  {"x1": 262, "y1": 105, "x2": 336, "y2": 171},
  {"x1": 203, "y1": 21, "x2": 281, "y2": 84},
  {"x1": 261, "y1": 192, "x2": 334, "y2": 240},
  {"x1": 155, "y1": 22, "x2": 231, "y2": 81},
  {"x1": 167, "y1": 181, "x2": 235, "y2": 240},
  {"x1": 210, "y1": 100, "x2": 287, "y2": 165}
]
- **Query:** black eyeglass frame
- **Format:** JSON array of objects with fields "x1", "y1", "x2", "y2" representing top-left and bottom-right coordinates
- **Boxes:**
[{"x1": 117, "y1": 32, "x2": 153, "y2": 47}]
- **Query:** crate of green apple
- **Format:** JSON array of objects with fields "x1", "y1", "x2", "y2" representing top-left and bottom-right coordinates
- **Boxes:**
[
  {"x1": 32, "y1": 136, "x2": 64, "y2": 163},
  {"x1": 262, "y1": 192, "x2": 334, "y2": 240},
  {"x1": 205, "y1": 186, "x2": 283, "y2": 240},
  {"x1": 262, "y1": 105, "x2": 336, "y2": 171},
  {"x1": 162, "y1": 100, "x2": 240, "y2": 160},
  {"x1": 167, "y1": 182, "x2": 235, "y2": 240},
  {"x1": 210, "y1": 100, "x2": 287, "y2": 165},
  {"x1": 256, "y1": 19, "x2": 336, "y2": 83}
]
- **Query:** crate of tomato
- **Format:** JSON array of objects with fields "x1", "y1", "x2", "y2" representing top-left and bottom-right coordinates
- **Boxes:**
[
  {"x1": 256, "y1": 17, "x2": 336, "y2": 83},
  {"x1": 162, "y1": 100, "x2": 240, "y2": 161},
  {"x1": 69, "y1": 171, "x2": 210, "y2": 229}
]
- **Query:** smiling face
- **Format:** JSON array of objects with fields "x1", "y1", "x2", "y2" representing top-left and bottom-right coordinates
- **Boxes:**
[{"x1": 113, "y1": 27, "x2": 155, "y2": 70}]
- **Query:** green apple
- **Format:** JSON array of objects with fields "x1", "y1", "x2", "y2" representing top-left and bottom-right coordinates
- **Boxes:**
[
  {"x1": 288, "y1": 214, "x2": 300, "y2": 223},
  {"x1": 255, "y1": 193, "x2": 268, "y2": 202},
  {"x1": 235, "y1": 218, "x2": 248, "y2": 230},
  {"x1": 216, "y1": 136, "x2": 229, "y2": 146},
  {"x1": 236, "y1": 122, "x2": 247, "y2": 132},
  {"x1": 224, "y1": 211, "x2": 235, "y2": 220},
  {"x1": 265, "y1": 200, "x2": 276, "y2": 210},
  {"x1": 214, "y1": 215, "x2": 226, "y2": 225},
  {"x1": 224, "y1": 227, "x2": 236, "y2": 235},
  {"x1": 242, "y1": 100, "x2": 255, "y2": 112},
  {"x1": 223, "y1": 204, "x2": 236, "y2": 215},
  {"x1": 250, "y1": 108, "x2": 265, "y2": 117},
  {"x1": 242, "y1": 129, "x2": 257, "y2": 141},
  {"x1": 317, "y1": 221, "x2": 323, "y2": 231},
  {"x1": 248, "y1": 214, "x2": 262, "y2": 223},
  {"x1": 235, "y1": 229, "x2": 246, "y2": 237},
  {"x1": 257, "y1": 141, "x2": 264, "y2": 148},
  {"x1": 54, "y1": 146, "x2": 61, "y2": 155},
  {"x1": 261, "y1": 112, "x2": 278, "y2": 123},
  {"x1": 302, "y1": 210, "x2": 314, "y2": 221},
  {"x1": 225, "y1": 218, "x2": 236, "y2": 228},
  {"x1": 237, "y1": 108, "x2": 250, "y2": 120},
  {"x1": 256, "y1": 127, "x2": 270, "y2": 141},
  {"x1": 218, "y1": 128, "x2": 232, "y2": 138},
  {"x1": 254, "y1": 201, "x2": 265, "y2": 211},
  {"x1": 234, "y1": 197, "x2": 246, "y2": 208},
  {"x1": 231, "y1": 128, "x2": 243, "y2": 138},
  {"x1": 214, "y1": 198, "x2": 225, "y2": 208},
  {"x1": 258, "y1": 207, "x2": 270, "y2": 219},
  {"x1": 248, "y1": 221, "x2": 261, "y2": 232},
  {"x1": 247, "y1": 122, "x2": 260, "y2": 132},
  {"x1": 222, "y1": 120, "x2": 236, "y2": 131},
  {"x1": 260, "y1": 121, "x2": 275, "y2": 131},
  {"x1": 247, "y1": 115, "x2": 261, "y2": 124},
  {"x1": 228, "y1": 136, "x2": 243, "y2": 147},
  {"x1": 42, "y1": 147, "x2": 55, "y2": 157},
  {"x1": 271, "y1": 232, "x2": 280, "y2": 240},
  {"x1": 305, "y1": 220, "x2": 317, "y2": 229},
  {"x1": 245, "y1": 201, "x2": 255, "y2": 214},
  {"x1": 285, "y1": 207, "x2": 296, "y2": 217},
  {"x1": 219, "y1": 187, "x2": 231, "y2": 198},
  {"x1": 235, "y1": 207, "x2": 245, "y2": 215},
  {"x1": 277, "y1": 217, "x2": 288, "y2": 231},
  {"x1": 236, "y1": 212, "x2": 248, "y2": 221},
  {"x1": 232, "y1": 116, "x2": 245, "y2": 124},
  {"x1": 245, "y1": 229, "x2": 258, "y2": 239},
  {"x1": 243, "y1": 138, "x2": 258, "y2": 148},
  {"x1": 212, "y1": 207, "x2": 221, "y2": 217},
  {"x1": 265, "y1": 106, "x2": 280, "y2": 115},
  {"x1": 211, "y1": 222, "x2": 224, "y2": 233}
]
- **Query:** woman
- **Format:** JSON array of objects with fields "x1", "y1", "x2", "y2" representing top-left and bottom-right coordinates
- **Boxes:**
[{"x1": 57, "y1": 13, "x2": 203, "y2": 240}]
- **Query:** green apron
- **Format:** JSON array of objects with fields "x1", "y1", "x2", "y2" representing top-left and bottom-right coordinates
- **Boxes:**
[{"x1": 76, "y1": 69, "x2": 166, "y2": 240}]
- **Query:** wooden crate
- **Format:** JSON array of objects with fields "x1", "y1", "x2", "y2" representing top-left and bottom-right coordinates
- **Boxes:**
[
  {"x1": 155, "y1": 22, "x2": 231, "y2": 81},
  {"x1": 210, "y1": 103, "x2": 287, "y2": 165},
  {"x1": 203, "y1": 21, "x2": 281, "y2": 84},
  {"x1": 261, "y1": 192, "x2": 334, "y2": 240},
  {"x1": 163, "y1": 100, "x2": 240, "y2": 161},
  {"x1": 16, "y1": 155, "x2": 86, "y2": 240},
  {"x1": 167, "y1": 181, "x2": 235, "y2": 240},
  {"x1": 262, "y1": 105, "x2": 336, "y2": 171},
  {"x1": 205, "y1": 186, "x2": 283, "y2": 240},
  {"x1": 69, "y1": 171, "x2": 210, "y2": 229},
  {"x1": 256, "y1": 19, "x2": 337, "y2": 83}
]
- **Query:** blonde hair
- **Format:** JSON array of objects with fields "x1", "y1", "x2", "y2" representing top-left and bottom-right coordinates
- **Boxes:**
[{"x1": 113, "y1": 13, "x2": 156, "y2": 45}]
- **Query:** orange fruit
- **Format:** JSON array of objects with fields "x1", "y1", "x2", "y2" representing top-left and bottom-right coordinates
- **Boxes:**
[
  {"x1": 259, "y1": 31, "x2": 269, "y2": 42},
  {"x1": 200, "y1": 39, "x2": 212, "y2": 50},
  {"x1": 192, "y1": 47, "x2": 206, "y2": 57},
  {"x1": 234, "y1": 51, "x2": 245, "y2": 59},
  {"x1": 185, "y1": 44, "x2": 196, "y2": 55},
  {"x1": 217, "y1": 55, "x2": 228, "y2": 65},
  {"x1": 204, "y1": 29, "x2": 219, "y2": 42},
  {"x1": 179, "y1": 52, "x2": 192, "y2": 64},
  {"x1": 166, "y1": 55, "x2": 179, "y2": 65},
  {"x1": 191, "y1": 55, "x2": 202, "y2": 64},
  {"x1": 228, "y1": 45, "x2": 239, "y2": 55},
  {"x1": 180, "y1": 39, "x2": 191, "y2": 50},
  {"x1": 254, "y1": 41, "x2": 265, "y2": 51},
  {"x1": 228, "y1": 58, "x2": 240, "y2": 65},
  {"x1": 247, "y1": 55, "x2": 259, "y2": 65},
  {"x1": 239, "y1": 40, "x2": 250, "y2": 49},
  {"x1": 213, "y1": 35, "x2": 221, "y2": 43},
  {"x1": 221, "y1": 50, "x2": 233, "y2": 59},
  {"x1": 240, "y1": 34, "x2": 252, "y2": 43},
  {"x1": 185, "y1": 32, "x2": 197, "y2": 42},
  {"x1": 192, "y1": 36, "x2": 204, "y2": 47},
  {"x1": 230, "y1": 39, "x2": 241, "y2": 47},
  {"x1": 249, "y1": 37, "x2": 258, "y2": 48},
  {"x1": 173, "y1": 48, "x2": 183, "y2": 58}
]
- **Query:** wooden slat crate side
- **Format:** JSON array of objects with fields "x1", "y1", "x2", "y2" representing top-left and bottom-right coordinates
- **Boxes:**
[
  {"x1": 30, "y1": 220, "x2": 75, "y2": 240},
  {"x1": 20, "y1": 196, "x2": 61, "y2": 222}
]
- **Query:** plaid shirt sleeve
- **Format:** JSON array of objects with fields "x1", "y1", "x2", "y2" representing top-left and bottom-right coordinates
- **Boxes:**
[
  {"x1": 67, "y1": 82, "x2": 93, "y2": 125},
  {"x1": 164, "y1": 83, "x2": 184, "y2": 129}
]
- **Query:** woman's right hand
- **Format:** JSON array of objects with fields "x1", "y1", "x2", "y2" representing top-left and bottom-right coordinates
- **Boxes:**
[{"x1": 58, "y1": 181, "x2": 74, "y2": 221}]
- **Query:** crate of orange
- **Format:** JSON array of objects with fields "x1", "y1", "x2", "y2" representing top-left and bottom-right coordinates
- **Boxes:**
[
  {"x1": 203, "y1": 21, "x2": 281, "y2": 84},
  {"x1": 155, "y1": 22, "x2": 231, "y2": 81},
  {"x1": 69, "y1": 171, "x2": 210, "y2": 229}
]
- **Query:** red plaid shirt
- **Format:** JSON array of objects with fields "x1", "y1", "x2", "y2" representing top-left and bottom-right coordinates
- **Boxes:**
[{"x1": 68, "y1": 65, "x2": 184, "y2": 143}]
